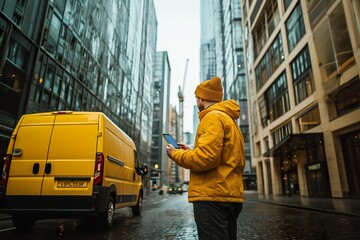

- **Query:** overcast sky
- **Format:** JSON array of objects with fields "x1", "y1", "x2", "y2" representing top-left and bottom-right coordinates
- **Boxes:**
[{"x1": 154, "y1": 0, "x2": 200, "y2": 133}]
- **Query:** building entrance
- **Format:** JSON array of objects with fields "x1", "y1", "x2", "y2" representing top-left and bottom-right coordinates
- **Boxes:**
[
  {"x1": 281, "y1": 153, "x2": 300, "y2": 196},
  {"x1": 282, "y1": 170, "x2": 300, "y2": 196},
  {"x1": 272, "y1": 134, "x2": 330, "y2": 197},
  {"x1": 306, "y1": 162, "x2": 330, "y2": 197},
  {"x1": 341, "y1": 130, "x2": 360, "y2": 197}
]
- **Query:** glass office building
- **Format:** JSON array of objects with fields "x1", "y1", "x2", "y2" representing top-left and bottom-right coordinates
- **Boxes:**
[
  {"x1": 200, "y1": 0, "x2": 255, "y2": 190},
  {"x1": 0, "y1": 0, "x2": 157, "y2": 168},
  {"x1": 151, "y1": 51, "x2": 171, "y2": 187},
  {"x1": 243, "y1": 0, "x2": 360, "y2": 198}
]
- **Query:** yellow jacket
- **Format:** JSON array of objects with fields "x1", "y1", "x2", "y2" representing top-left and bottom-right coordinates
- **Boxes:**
[{"x1": 171, "y1": 100, "x2": 245, "y2": 203}]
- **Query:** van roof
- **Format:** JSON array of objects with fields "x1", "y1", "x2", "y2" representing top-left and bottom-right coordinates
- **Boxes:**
[{"x1": 20, "y1": 111, "x2": 136, "y2": 149}]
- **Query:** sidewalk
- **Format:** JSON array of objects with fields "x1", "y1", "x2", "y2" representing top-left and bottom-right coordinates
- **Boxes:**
[{"x1": 245, "y1": 191, "x2": 360, "y2": 218}]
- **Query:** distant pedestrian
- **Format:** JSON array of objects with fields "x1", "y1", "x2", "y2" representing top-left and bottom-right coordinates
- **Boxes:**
[{"x1": 166, "y1": 76, "x2": 245, "y2": 240}]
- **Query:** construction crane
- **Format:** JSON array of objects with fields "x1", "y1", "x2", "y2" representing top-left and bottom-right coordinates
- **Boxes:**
[{"x1": 177, "y1": 58, "x2": 189, "y2": 142}]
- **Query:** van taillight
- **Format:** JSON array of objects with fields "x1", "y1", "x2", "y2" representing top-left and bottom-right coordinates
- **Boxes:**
[
  {"x1": 94, "y1": 152, "x2": 104, "y2": 186},
  {"x1": 1, "y1": 154, "x2": 11, "y2": 186}
]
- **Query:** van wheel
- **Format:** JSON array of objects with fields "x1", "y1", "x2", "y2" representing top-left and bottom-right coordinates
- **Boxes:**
[
  {"x1": 132, "y1": 193, "x2": 142, "y2": 216},
  {"x1": 12, "y1": 214, "x2": 36, "y2": 231},
  {"x1": 99, "y1": 196, "x2": 115, "y2": 229}
]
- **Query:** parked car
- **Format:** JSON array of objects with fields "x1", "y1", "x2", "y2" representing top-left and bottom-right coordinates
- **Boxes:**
[{"x1": 167, "y1": 184, "x2": 183, "y2": 194}]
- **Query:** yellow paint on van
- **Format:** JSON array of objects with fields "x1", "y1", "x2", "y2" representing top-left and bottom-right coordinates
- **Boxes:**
[{"x1": 0, "y1": 111, "x2": 147, "y2": 229}]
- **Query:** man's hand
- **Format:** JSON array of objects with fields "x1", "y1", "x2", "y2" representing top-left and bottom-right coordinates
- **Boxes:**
[
  {"x1": 166, "y1": 143, "x2": 190, "y2": 159},
  {"x1": 178, "y1": 143, "x2": 190, "y2": 150},
  {"x1": 166, "y1": 144, "x2": 175, "y2": 158}
]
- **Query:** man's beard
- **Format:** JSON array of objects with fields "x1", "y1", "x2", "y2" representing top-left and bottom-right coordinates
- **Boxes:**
[{"x1": 197, "y1": 104, "x2": 205, "y2": 112}]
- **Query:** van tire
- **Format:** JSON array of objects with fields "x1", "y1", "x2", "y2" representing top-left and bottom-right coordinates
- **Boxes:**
[
  {"x1": 132, "y1": 193, "x2": 143, "y2": 216},
  {"x1": 12, "y1": 214, "x2": 36, "y2": 231},
  {"x1": 99, "y1": 196, "x2": 115, "y2": 229}
]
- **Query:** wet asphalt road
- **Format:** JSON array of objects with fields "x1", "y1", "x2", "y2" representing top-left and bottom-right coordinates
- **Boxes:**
[{"x1": 0, "y1": 191, "x2": 359, "y2": 239}]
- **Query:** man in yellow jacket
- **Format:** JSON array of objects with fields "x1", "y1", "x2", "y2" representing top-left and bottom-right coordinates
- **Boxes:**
[{"x1": 166, "y1": 76, "x2": 245, "y2": 240}]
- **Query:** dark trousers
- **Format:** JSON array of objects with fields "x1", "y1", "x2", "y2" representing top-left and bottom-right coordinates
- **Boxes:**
[{"x1": 193, "y1": 201, "x2": 243, "y2": 240}]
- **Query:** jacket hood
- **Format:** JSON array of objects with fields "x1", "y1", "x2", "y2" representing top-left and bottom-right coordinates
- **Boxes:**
[{"x1": 199, "y1": 99, "x2": 240, "y2": 121}]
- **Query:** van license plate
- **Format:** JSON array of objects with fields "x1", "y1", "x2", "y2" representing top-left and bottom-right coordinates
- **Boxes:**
[{"x1": 57, "y1": 181, "x2": 88, "y2": 188}]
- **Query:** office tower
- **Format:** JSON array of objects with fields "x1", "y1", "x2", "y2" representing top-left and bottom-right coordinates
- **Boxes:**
[
  {"x1": 200, "y1": 0, "x2": 256, "y2": 190},
  {"x1": 0, "y1": 0, "x2": 157, "y2": 169}
]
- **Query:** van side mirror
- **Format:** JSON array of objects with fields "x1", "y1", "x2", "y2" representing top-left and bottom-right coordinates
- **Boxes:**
[{"x1": 136, "y1": 164, "x2": 148, "y2": 176}]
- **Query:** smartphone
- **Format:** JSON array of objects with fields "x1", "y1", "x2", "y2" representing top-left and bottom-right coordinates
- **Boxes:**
[{"x1": 163, "y1": 133, "x2": 180, "y2": 149}]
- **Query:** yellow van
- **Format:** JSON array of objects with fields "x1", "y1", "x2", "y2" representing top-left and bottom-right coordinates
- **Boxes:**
[{"x1": 0, "y1": 111, "x2": 148, "y2": 230}]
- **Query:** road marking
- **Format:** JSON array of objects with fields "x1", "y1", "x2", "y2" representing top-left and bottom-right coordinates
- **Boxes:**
[
  {"x1": 0, "y1": 227, "x2": 16, "y2": 233},
  {"x1": 153, "y1": 199, "x2": 167, "y2": 204}
]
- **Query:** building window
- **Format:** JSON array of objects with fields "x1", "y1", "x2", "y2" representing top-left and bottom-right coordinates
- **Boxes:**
[
  {"x1": 0, "y1": 62, "x2": 25, "y2": 117},
  {"x1": 11, "y1": 0, "x2": 27, "y2": 27},
  {"x1": 258, "y1": 94, "x2": 269, "y2": 128},
  {"x1": 263, "y1": 137, "x2": 269, "y2": 153},
  {"x1": 253, "y1": 21, "x2": 266, "y2": 58},
  {"x1": 335, "y1": 77, "x2": 360, "y2": 116},
  {"x1": 269, "y1": 33, "x2": 284, "y2": 74},
  {"x1": 255, "y1": 141, "x2": 261, "y2": 157},
  {"x1": 286, "y1": 3, "x2": 306, "y2": 52},
  {"x1": 47, "y1": 12, "x2": 61, "y2": 56},
  {"x1": 255, "y1": 32, "x2": 284, "y2": 91},
  {"x1": 7, "y1": 38, "x2": 29, "y2": 70},
  {"x1": 297, "y1": 106, "x2": 321, "y2": 132},
  {"x1": 266, "y1": 73, "x2": 290, "y2": 122},
  {"x1": 265, "y1": 0, "x2": 280, "y2": 37},
  {"x1": 252, "y1": 0, "x2": 280, "y2": 58},
  {"x1": 314, "y1": 2, "x2": 355, "y2": 81},
  {"x1": 307, "y1": 0, "x2": 336, "y2": 28},
  {"x1": 291, "y1": 45, "x2": 314, "y2": 104},
  {"x1": 272, "y1": 121, "x2": 292, "y2": 146},
  {"x1": 284, "y1": 0, "x2": 292, "y2": 10},
  {"x1": 351, "y1": 0, "x2": 360, "y2": 47},
  {"x1": 0, "y1": 18, "x2": 9, "y2": 46},
  {"x1": 255, "y1": 53, "x2": 270, "y2": 91}
]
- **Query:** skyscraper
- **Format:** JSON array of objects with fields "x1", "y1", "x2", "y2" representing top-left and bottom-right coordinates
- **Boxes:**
[
  {"x1": 151, "y1": 51, "x2": 171, "y2": 187},
  {"x1": 200, "y1": 0, "x2": 255, "y2": 189},
  {"x1": 0, "y1": 0, "x2": 157, "y2": 170}
]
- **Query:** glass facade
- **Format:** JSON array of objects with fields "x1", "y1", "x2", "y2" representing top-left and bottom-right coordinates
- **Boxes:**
[
  {"x1": 0, "y1": 0, "x2": 157, "y2": 164},
  {"x1": 272, "y1": 121, "x2": 292, "y2": 146},
  {"x1": 334, "y1": 77, "x2": 360, "y2": 116},
  {"x1": 200, "y1": 0, "x2": 216, "y2": 82},
  {"x1": 255, "y1": 33, "x2": 284, "y2": 91},
  {"x1": 286, "y1": 3, "x2": 305, "y2": 52},
  {"x1": 291, "y1": 45, "x2": 314, "y2": 104},
  {"x1": 283, "y1": 0, "x2": 292, "y2": 10},
  {"x1": 200, "y1": 0, "x2": 255, "y2": 189},
  {"x1": 266, "y1": 73, "x2": 290, "y2": 123},
  {"x1": 314, "y1": 2, "x2": 355, "y2": 82},
  {"x1": 297, "y1": 105, "x2": 321, "y2": 133},
  {"x1": 253, "y1": 0, "x2": 280, "y2": 59},
  {"x1": 151, "y1": 51, "x2": 171, "y2": 186}
]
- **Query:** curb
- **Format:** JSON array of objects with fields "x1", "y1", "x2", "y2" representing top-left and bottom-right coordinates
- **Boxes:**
[{"x1": 252, "y1": 199, "x2": 360, "y2": 218}]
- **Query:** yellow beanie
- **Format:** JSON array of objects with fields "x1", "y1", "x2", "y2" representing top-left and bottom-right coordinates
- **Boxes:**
[{"x1": 195, "y1": 76, "x2": 223, "y2": 101}]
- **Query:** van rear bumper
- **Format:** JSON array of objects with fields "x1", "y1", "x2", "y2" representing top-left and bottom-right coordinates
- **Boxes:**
[{"x1": 0, "y1": 186, "x2": 111, "y2": 216}]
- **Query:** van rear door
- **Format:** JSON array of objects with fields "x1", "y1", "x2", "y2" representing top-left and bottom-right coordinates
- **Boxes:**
[
  {"x1": 41, "y1": 113, "x2": 99, "y2": 196},
  {"x1": 6, "y1": 114, "x2": 55, "y2": 196}
]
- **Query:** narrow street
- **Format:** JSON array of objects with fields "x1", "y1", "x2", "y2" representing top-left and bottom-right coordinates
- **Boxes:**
[{"x1": 0, "y1": 192, "x2": 359, "y2": 239}]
